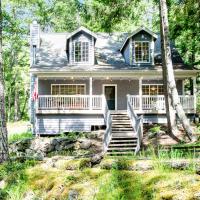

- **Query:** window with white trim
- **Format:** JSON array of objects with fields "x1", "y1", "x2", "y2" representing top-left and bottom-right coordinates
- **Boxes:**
[
  {"x1": 51, "y1": 84, "x2": 86, "y2": 95},
  {"x1": 142, "y1": 84, "x2": 164, "y2": 95},
  {"x1": 74, "y1": 41, "x2": 89, "y2": 63},
  {"x1": 134, "y1": 41, "x2": 150, "y2": 63}
]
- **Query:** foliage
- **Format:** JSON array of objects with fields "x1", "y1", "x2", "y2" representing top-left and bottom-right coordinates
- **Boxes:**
[
  {"x1": 82, "y1": 0, "x2": 159, "y2": 32},
  {"x1": 169, "y1": 0, "x2": 200, "y2": 66},
  {"x1": 31, "y1": 0, "x2": 81, "y2": 32},
  {"x1": 8, "y1": 132, "x2": 33, "y2": 144},
  {"x1": 3, "y1": 1, "x2": 30, "y2": 122},
  {"x1": 111, "y1": 157, "x2": 132, "y2": 170},
  {"x1": 0, "y1": 160, "x2": 37, "y2": 200},
  {"x1": 60, "y1": 131, "x2": 85, "y2": 140},
  {"x1": 149, "y1": 125, "x2": 161, "y2": 133}
]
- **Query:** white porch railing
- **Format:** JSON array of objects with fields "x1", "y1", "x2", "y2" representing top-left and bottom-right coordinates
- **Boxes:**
[
  {"x1": 102, "y1": 96, "x2": 112, "y2": 153},
  {"x1": 37, "y1": 95, "x2": 103, "y2": 110},
  {"x1": 128, "y1": 95, "x2": 195, "y2": 111},
  {"x1": 127, "y1": 95, "x2": 143, "y2": 154}
]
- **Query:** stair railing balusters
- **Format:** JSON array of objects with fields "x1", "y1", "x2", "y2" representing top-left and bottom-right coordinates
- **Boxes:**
[
  {"x1": 127, "y1": 94, "x2": 143, "y2": 154},
  {"x1": 102, "y1": 95, "x2": 112, "y2": 153}
]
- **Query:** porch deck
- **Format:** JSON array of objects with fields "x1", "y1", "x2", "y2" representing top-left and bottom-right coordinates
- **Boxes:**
[{"x1": 36, "y1": 95, "x2": 195, "y2": 114}]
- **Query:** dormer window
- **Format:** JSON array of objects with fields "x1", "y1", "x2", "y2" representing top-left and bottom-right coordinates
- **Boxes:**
[
  {"x1": 134, "y1": 41, "x2": 150, "y2": 63},
  {"x1": 74, "y1": 41, "x2": 89, "y2": 63}
]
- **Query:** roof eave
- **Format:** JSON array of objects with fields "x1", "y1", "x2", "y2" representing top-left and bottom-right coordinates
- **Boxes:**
[
  {"x1": 120, "y1": 26, "x2": 158, "y2": 52},
  {"x1": 66, "y1": 26, "x2": 98, "y2": 41}
]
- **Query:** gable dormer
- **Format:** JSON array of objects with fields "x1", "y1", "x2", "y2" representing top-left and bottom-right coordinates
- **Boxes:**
[
  {"x1": 120, "y1": 27, "x2": 157, "y2": 66},
  {"x1": 66, "y1": 26, "x2": 97, "y2": 65}
]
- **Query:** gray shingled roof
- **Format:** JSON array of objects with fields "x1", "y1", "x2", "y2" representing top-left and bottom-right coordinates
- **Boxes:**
[{"x1": 32, "y1": 30, "x2": 191, "y2": 71}]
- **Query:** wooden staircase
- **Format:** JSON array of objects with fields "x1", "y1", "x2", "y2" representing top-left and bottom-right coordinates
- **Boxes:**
[{"x1": 107, "y1": 112, "x2": 138, "y2": 156}]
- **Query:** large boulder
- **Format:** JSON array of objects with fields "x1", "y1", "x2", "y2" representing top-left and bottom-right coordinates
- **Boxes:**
[
  {"x1": 91, "y1": 153, "x2": 103, "y2": 166},
  {"x1": 79, "y1": 139, "x2": 92, "y2": 150}
]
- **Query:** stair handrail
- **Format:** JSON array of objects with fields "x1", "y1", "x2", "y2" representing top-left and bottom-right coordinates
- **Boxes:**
[
  {"x1": 102, "y1": 95, "x2": 112, "y2": 153},
  {"x1": 127, "y1": 94, "x2": 143, "y2": 154}
]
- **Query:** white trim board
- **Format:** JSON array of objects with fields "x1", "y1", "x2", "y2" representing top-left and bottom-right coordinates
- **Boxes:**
[
  {"x1": 102, "y1": 84, "x2": 117, "y2": 111},
  {"x1": 32, "y1": 70, "x2": 199, "y2": 78}
]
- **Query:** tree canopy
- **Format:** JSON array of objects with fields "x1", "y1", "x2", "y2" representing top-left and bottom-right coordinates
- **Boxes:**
[{"x1": 1, "y1": 0, "x2": 200, "y2": 123}]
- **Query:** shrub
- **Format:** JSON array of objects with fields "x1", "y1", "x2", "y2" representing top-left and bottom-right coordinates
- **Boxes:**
[
  {"x1": 79, "y1": 158, "x2": 91, "y2": 170},
  {"x1": 59, "y1": 132, "x2": 85, "y2": 140},
  {"x1": 112, "y1": 158, "x2": 131, "y2": 170},
  {"x1": 149, "y1": 125, "x2": 161, "y2": 134}
]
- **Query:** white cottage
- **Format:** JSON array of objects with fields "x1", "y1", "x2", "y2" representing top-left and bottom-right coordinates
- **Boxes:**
[{"x1": 30, "y1": 22, "x2": 198, "y2": 154}]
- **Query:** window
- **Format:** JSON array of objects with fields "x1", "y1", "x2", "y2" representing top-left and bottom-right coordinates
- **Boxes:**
[
  {"x1": 74, "y1": 41, "x2": 89, "y2": 63},
  {"x1": 134, "y1": 41, "x2": 150, "y2": 63},
  {"x1": 142, "y1": 84, "x2": 164, "y2": 95},
  {"x1": 51, "y1": 84, "x2": 85, "y2": 95}
]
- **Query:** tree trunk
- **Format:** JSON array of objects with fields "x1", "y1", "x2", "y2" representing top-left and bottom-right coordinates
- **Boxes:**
[
  {"x1": 14, "y1": 85, "x2": 19, "y2": 121},
  {"x1": 7, "y1": 87, "x2": 11, "y2": 122},
  {"x1": 0, "y1": 0, "x2": 9, "y2": 163},
  {"x1": 159, "y1": 0, "x2": 177, "y2": 137},
  {"x1": 159, "y1": 0, "x2": 194, "y2": 141}
]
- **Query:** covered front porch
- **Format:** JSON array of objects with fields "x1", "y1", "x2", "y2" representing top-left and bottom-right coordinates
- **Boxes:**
[
  {"x1": 36, "y1": 94, "x2": 195, "y2": 114},
  {"x1": 34, "y1": 72, "x2": 197, "y2": 114}
]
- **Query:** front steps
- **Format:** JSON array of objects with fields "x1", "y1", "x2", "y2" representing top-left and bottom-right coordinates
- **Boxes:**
[{"x1": 107, "y1": 113, "x2": 138, "y2": 156}]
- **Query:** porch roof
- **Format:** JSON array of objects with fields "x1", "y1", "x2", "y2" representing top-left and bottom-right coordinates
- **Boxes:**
[{"x1": 31, "y1": 68, "x2": 199, "y2": 78}]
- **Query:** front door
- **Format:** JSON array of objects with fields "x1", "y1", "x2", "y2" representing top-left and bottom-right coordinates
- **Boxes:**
[{"x1": 103, "y1": 85, "x2": 117, "y2": 110}]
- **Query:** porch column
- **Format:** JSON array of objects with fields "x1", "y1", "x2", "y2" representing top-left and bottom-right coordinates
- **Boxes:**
[
  {"x1": 89, "y1": 77, "x2": 93, "y2": 110},
  {"x1": 193, "y1": 77, "x2": 197, "y2": 112},
  {"x1": 182, "y1": 79, "x2": 185, "y2": 95},
  {"x1": 139, "y1": 77, "x2": 143, "y2": 111},
  {"x1": 36, "y1": 76, "x2": 39, "y2": 112},
  {"x1": 35, "y1": 76, "x2": 39, "y2": 136}
]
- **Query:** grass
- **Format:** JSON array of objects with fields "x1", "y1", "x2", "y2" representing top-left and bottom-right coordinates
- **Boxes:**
[
  {"x1": 0, "y1": 160, "x2": 37, "y2": 200},
  {"x1": 0, "y1": 156, "x2": 200, "y2": 200},
  {"x1": 8, "y1": 132, "x2": 33, "y2": 144}
]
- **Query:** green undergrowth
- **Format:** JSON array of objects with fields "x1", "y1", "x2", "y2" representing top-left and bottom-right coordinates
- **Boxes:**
[
  {"x1": 1, "y1": 156, "x2": 200, "y2": 200},
  {"x1": 59, "y1": 132, "x2": 85, "y2": 140},
  {"x1": 0, "y1": 160, "x2": 37, "y2": 200},
  {"x1": 8, "y1": 132, "x2": 33, "y2": 144},
  {"x1": 139, "y1": 144, "x2": 200, "y2": 160},
  {"x1": 172, "y1": 141, "x2": 200, "y2": 147}
]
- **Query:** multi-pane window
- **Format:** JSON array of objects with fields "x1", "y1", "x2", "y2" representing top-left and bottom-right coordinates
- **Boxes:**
[
  {"x1": 134, "y1": 42, "x2": 150, "y2": 63},
  {"x1": 51, "y1": 84, "x2": 85, "y2": 95},
  {"x1": 142, "y1": 85, "x2": 164, "y2": 95},
  {"x1": 74, "y1": 41, "x2": 89, "y2": 63}
]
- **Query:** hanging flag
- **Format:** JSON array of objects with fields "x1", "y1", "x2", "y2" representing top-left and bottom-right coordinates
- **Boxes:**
[{"x1": 32, "y1": 80, "x2": 38, "y2": 101}]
